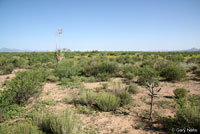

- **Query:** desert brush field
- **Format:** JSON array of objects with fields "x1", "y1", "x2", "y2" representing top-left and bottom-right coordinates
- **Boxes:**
[{"x1": 0, "y1": 51, "x2": 200, "y2": 134}]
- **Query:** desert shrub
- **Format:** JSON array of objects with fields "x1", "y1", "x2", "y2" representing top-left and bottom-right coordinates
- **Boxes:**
[
  {"x1": 126, "y1": 84, "x2": 139, "y2": 94},
  {"x1": 82, "y1": 60, "x2": 119, "y2": 78},
  {"x1": 33, "y1": 109, "x2": 81, "y2": 134},
  {"x1": 121, "y1": 65, "x2": 138, "y2": 79},
  {"x1": 75, "y1": 90, "x2": 97, "y2": 106},
  {"x1": 159, "y1": 95, "x2": 200, "y2": 132},
  {"x1": 54, "y1": 60, "x2": 81, "y2": 79},
  {"x1": 96, "y1": 92, "x2": 120, "y2": 111},
  {"x1": 160, "y1": 64, "x2": 186, "y2": 81},
  {"x1": 0, "y1": 69, "x2": 46, "y2": 105},
  {"x1": 60, "y1": 77, "x2": 83, "y2": 88},
  {"x1": 0, "y1": 121, "x2": 42, "y2": 134},
  {"x1": 137, "y1": 66, "x2": 159, "y2": 85},
  {"x1": 173, "y1": 88, "x2": 188, "y2": 99},
  {"x1": 76, "y1": 105, "x2": 92, "y2": 114},
  {"x1": 0, "y1": 57, "x2": 15, "y2": 74},
  {"x1": 195, "y1": 68, "x2": 200, "y2": 77},
  {"x1": 1, "y1": 63, "x2": 15, "y2": 74},
  {"x1": 12, "y1": 56, "x2": 28, "y2": 68},
  {"x1": 101, "y1": 83, "x2": 109, "y2": 89},
  {"x1": 47, "y1": 74, "x2": 59, "y2": 82},
  {"x1": 96, "y1": 72, "x2": 110, "y2": 81},
  {"x1": 116, "y1": 56, "x2": 134, "y2": 64},
  {"x1": 124, "y1": 72, "x2": 135, "y2": 80},
  {"x1": 116, "y1": 91, "x2": 132, "y2": 106},
  {"x1": 40, "y1": 99, "x2": 57, "y2": 106},
  {"x1": 61, "y1": 97, "x2": 72, "y2": 104},
  {"x1": 0, "y1": 104, "x2": 24, "y2": 123},
  {"x1": 179, "y1": 63, "x2": 198, "y2": 72}
]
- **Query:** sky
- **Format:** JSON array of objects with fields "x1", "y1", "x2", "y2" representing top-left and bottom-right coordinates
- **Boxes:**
[{"x1": 0, "y1": 0, "x2": 200, "y2": 51}]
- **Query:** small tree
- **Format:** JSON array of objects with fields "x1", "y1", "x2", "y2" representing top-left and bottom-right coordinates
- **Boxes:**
[{"x1": 145, "y1": 82, "x2": 162, "y2": 120}]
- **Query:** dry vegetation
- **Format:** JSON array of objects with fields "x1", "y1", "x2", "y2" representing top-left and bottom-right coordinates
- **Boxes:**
[{"x1": 0, "y1": 51, "x2": 200, "y2": 134}]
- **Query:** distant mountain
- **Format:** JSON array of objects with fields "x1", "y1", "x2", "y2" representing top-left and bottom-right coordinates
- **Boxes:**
[
  {"x1": 182, "y1": 48, "x2": 200, "y2": 52},
  {"x1": 0, "y1": 48, "x2": 49, "y2": 52}
]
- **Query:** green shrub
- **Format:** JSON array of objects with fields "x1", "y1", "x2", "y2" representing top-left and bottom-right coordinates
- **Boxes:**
[
  {"x1": 160, "y1": 64, "x2": 186, "y2": 81},
  {"x1": 76, "y1": 105, "x2": 92, "y2": 114},
  {"x1": 121, "y1": 65, "x2": 138, "y2": 80},
  {"x1": 55, "y1": 60, "x2": 81, "y2": 79},
  {"x1": 40, "y1": 99, "x2": 57, "y2": 106},
  {"x1": 0, "y1": 104, "x2": 24, "y2": 123},
  {"x1": 116, "y1": 91, "x2": 132, "y2": 106},
  {"x1": 60, "y1": 77, "x2": 82, "y2": 88},
  {"x1": 173, "y1": 88, "x2": 188, "y2": 99},
  {"x1": 33, "y1": 109, "x2": 81, "y2": 134},
  {"x1": 0, "y1": 121, "x2": 42, "y2": 134},
  {"x1": 1, "y1": 63, "x2": 15, "y2": 75},
  {"x1": 126, "y1": 84, "x2": 139, "y2": 94},
  {"x1": 137, "y1": 66, "x2": 159, "y2": 85},
  {"x1": 124, "y1": 72, "x2": 135, "y2": 80},
  {"x1": 0, "y1": 69, "x2": 46, "y2": 105},
  {"x1": 12, "y1": 56, "x2": 28, "y2": 68},
  {"x1": 179, "y1": 63, "x2": 198, "y2": 72},
  {"x1": 75, "y1": 90, "x2": 97, "y2": 106},
  {"x1": 195, "y1": 68, "x2": 200, "y2": 77},
  {"x1": 159, "y1": 95, "x2": 200, "y2": 131},
  {"x1": 96, "y1": 73, "x2": 110, "y2": 81},
  {"x1": 47, "y1": 75, "x2": 59, "y2": 82},
  {"x1": 96, "y1": 92, "x2": 120, "y2": 111},
  {"x1": 82, "y1": 60, "x2": 119, "y2": 78}
]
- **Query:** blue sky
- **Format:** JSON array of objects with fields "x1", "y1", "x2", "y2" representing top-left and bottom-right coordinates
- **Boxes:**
[{"x1": 0, "y1": 0, "x2": 200, "y2": 51}]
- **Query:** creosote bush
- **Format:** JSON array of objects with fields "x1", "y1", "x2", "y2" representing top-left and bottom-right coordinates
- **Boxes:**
[
  {"x1": 173, "y1": 88, "x2": 188, "y2": 99},
  {"x1": 160, "y1": 64, "x2": 186, "y2": 81},
  {"x1": 0, "y1": 69, "x2": 46, "y2": 122},
  {"x1": 75, "y1": 89, "x2": 97, "y2": 106},
  {"x1": 33, "y1": 109, "x2": 81, "y2": 134},
  {"x1": 126, "y1": 84, "x2": 139, "y2": 94},
  {"x1": 0, "y1": 69, "x2": 46, "y2": 105},
  {"x1": 0, "y1": 121, "x2": 42, "y2": 134},
  {"x1": 137, "y1": 66, "x2": 159, "y2": 85},
  {"x1": 159, "y1": 95, "x2": 200, "y2": 131},
  {"x1": 96, "y1": 92, "x2": 120, "y2": 111},
  {"x1": 54, "y1": 60, "x2": 81, "y2": 79},
  {"x1": 116, "y1": 91, "x2": 132, "y2": 106}
]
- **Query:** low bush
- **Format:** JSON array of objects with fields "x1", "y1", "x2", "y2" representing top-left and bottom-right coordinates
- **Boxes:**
[
  {"x1": 195, "y1": 68, "x2": 200, "y2": 77},
  {"x1": 40, "y1": 99, "x2": 57, "y2": 106},
  {"x1": 1, "y1": 63, "x2": 15, "y2": 75},
  {"x1": 159, "y1": 95, "x2": 200, "y2": 131},
  {"x1": 160, "y1": 64, "x2": 186, "y2": 81},
  {"x1": 0, "y1": 104, "x2": 24, "y2": 123},
  {"x1": 60, "y1": 77, "x2": 82, "y2": 88},
  {"x1": 46, "y1": 74, "x2": 59, "y2": 82},
  {"x1": 96, "y1": 73, "x2": 110, "y2": 81},
  {"x1": 179, "y1": 63, "x2": 198, "y2": 72},
  {"x1": 116, "y1": 91, "x2": 132, "y2": 106},
  {"x1": 82, "y1": 59, "x2": 119, "y2": 79},
  {"x1": 75, "y1": 90, "x2": 97, "y2": 106},
  {"x1": 137, "y1": 66, "x2": 159, "y2": 85},
  {"x1": 0, "y1": 121, "x2": 42, "y2": 134},
  {"x1": 76, "y1": 105, "x2": 92, "y2": 114},
  {"x1": 54, "y1": 60, "x2": 81, "y2": 79},
  {"x1": 126, "y1": 84, "x2": 139, "y2": 94},
  {"x1": 173, "y1": 88, "x2": 188, "y2": 99},
  {"x1": 0, "y1": 69, "x2": 46, "y2": 105},
  {"x1": 33, "y1": 109, "x2": 81, "y2": 134},
  {"x1": 96, "y1": 92, "x2": 120, "y2": 111},
  {"x1": 121, "y1": 65, "x2": 138, "y2": 80}
]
